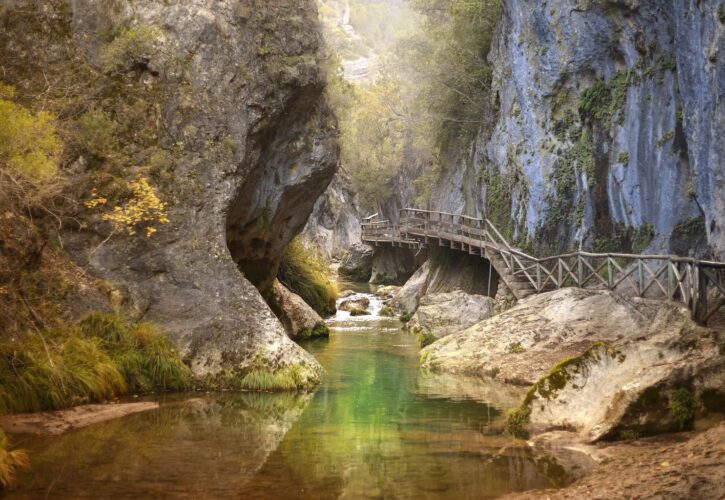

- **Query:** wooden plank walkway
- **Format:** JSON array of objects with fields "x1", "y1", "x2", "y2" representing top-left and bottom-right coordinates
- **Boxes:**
[{"x1": 361, "y1": 208, "x2": 725, "y2": 326}]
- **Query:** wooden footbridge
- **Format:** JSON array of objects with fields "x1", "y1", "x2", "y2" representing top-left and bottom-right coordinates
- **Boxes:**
[{"x1": 361, "y1": 208, "x2": 725, "y2": 325}]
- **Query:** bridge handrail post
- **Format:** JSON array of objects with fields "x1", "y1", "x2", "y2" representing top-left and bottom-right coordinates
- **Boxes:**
[
  {"x1": 577, "y1": 253, "x2": 583, "y2": 287},
  {"x1": 607, "y1": 256, "x2": 613, "y2": 290}
]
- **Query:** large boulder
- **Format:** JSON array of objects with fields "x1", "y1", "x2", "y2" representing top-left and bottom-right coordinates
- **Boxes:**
[
  {"x1": 268, "y1": 280, "x2": 328, "y2": 340},
  {"x1": 338, "y1": 243, "x2": 374, "y2": 282},
  {"x1": 421, "y1": 288, "x2": 649, "y2": 385},
  {"x1": 420, "y1": 288, "x2": 725, "y2": 442},
  {"x1": 407, "y1": 291, "x2": 495, "y2": 340},
  {"x1": 392, "y1": 261, "x2": 431, "y2": 314}
]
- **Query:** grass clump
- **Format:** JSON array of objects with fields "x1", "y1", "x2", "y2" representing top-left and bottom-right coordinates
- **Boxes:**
[
  {"x1": 505, "y1": 406, "x2": 531, "y2": 439},
  {"x1": 417, "y1": 332, "x2": 436, "y2": 348},
  {"x1": 669, "y1": 388, "x2": 695, "y2": 430},
  {"x1": 239, "y1": 364, "x2": 306, "y2": 392},
  {"x1": 278, "y1": 237, "x2": 338, "y2": 316},
  {"x1": 0, "y1": 431, "x2": 29, "y2": 489},
  {"x1": 379, "y1": 305, "x2": 395, "y2": 317},
  {"x1": 0, "y1": 312, "x2": 191, "y2": 414}
]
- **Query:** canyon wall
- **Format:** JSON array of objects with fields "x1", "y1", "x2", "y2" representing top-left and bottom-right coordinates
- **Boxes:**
[{"x1": 390, "y1": 0, "x2": 724, "y2": 259}]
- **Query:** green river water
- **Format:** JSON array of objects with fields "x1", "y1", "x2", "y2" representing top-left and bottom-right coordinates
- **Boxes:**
[{"x1": 8, "y1": 286, "x2": 571, "y2": 499}]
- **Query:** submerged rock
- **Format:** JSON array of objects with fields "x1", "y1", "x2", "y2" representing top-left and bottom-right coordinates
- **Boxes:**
[
  {"x1": 338, "y1": 243, "x2": 374, "y2": 282},
  {"x1": 268, "y1": 280, "x2": 328, "y2": 340},
  {"x1": 406, "y1": 291, "x2": 495, "y2": 340},
  {"x1": 339, "y1": 296, "x2": 370, "y2": 316},
  {"x1": 375, "y1": 285, "x2": 401, "y2": 299}
]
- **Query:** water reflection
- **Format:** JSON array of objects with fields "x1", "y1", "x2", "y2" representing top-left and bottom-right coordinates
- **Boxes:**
[{"x1": 8, "y1": 290, "x2": 571, "y2": 498}]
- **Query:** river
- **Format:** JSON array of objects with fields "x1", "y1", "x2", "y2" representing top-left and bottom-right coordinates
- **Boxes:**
[{"x1": 8, "y1": 284, "x2": 571, "y2": 498}]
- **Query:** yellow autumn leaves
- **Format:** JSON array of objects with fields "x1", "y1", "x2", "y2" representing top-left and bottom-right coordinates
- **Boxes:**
[{"x1": 86, "y1": 177, "x2": 169, "y2": 238}]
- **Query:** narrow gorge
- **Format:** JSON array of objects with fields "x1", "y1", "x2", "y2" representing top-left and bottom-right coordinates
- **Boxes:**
[{"x1": 0, "y1": 0, "x2": 722, "y2": 498}]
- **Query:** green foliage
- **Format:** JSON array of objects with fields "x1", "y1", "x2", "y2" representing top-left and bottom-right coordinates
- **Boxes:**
[
  {"x1": 0, "y1": 83, "x2": 60, "y2": 183},
  {"x1": 0, "y1": 313, "x2": 191, "y2": 414},
  {"x1": 617, "y1": 151, "x2": 630, "y2": 165},
  {"x1": 417, "y1": 331, "x2": 436, "y2": 348},
  {"x1": 0, "y1": 431, "x2": 29, "y2": 489},
  {"x1": 298, "y1": 323, "x2": 330, "y2": 340},
  {"x1": 505, "y1": 406, "x2": 531, "y2": 439},
  {"x1": 100, "y1": 24, "x2": 162, "y2": 72},
  {"x1": 507, "y1": 342, "x2": 524, "y2": 354},
  {"x1": 379, "y1": 305, "x2": 395, "y2": 317},
  {"x1": 618, "y1": 429, "x2": 641, "y2": 440},
  {"x1": 278, "y1": 237, "x2": 338, "y2": 316},
  {"x1": 593, "y1": 222, "x2": 655, "y2": 254},
  {"x1": 77, "y1": 108, "x2": 118, "y2": 157},
  {"x1": 578, "y1": 70, "x2": 630, "y2": 127},
  {"x1": 669, "y1": 388, "x2": 695, "y2": 430},
  {"x1": 399, "y1": 312, "x2": 412, "y2": 323},
  {"x1": 239, "y1": 365, "x2": 306, "y2": 392}
]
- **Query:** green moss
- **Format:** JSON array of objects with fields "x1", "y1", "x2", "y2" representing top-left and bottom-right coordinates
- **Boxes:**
[
  {"x1": 505, "y1": 406, "x2": 531, "y2": 439},
  {"x1": 379, "y1": 305, "x2": 395, "y2": 317},
  {"x1": 617, "y1": 151, "x2": 630, "y2": 165},
  {"x1": 669, "y1": 388, "x2": 695, "y2": 430},
  {"x1": 719, "y1": 4, "x2": 725, "y2": 24},
  {"x1": 507, "y1": 342, "x2": 524, "y2": 354},
  {"x1": 417, "y1": 332, "x2": 436, "y2": 348},
  {"x1": 278, "y1": 237, "x2": 338, "y2": 316},
  {"x1": 419, "y1": 351, "x2": 430, "y2": 365},
  {"x1": 0, "y1": 430, "x2": 29, "y2": 489},
  {"x1": 297, "y1": 323, "x2": 329, "y2": 340},
  {"x1": 593, "y1": 222, "x2": 655, "y2": 254},
  {"x1": 655, "y1": 130, "x2": 675, "y2": 148},
  {"x1": 399, "y1": 312, "x2": 412, "y2": 323}
]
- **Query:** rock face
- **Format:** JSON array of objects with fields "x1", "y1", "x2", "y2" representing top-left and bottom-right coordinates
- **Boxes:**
[
  {"x1": 393, "y1": 250, "x2": 498, "y2": 314},
  {"x1": 369, "y1": 246, "x2": 420, "y2": 285},
  {"x1": 268, "y1": 280, "x2": 327, "y2": 340},
  {"x1": 21, "y1": 1, "x2": 339, "y2": 385},
  {"x1": 302, "y1": 168, "x2": 362, "y2": 260},
  {"x1": 421, "y1": 288, "x2": 724, "y2": 441},
  {"x1": 407, "y1": 291, "x2": 495, "y2": 340},
  {"x1": 339, "y1": 296, "x2": 370, "y2": 316},
  {"x1": 337, "y1": 243, "x2": 374, "y2": 281},
  {"x1": 382, "y1": 0, "x2": 724, "y2": 259}
]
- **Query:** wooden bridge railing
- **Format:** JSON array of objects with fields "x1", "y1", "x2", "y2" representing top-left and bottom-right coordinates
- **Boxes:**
[{"x1": 361, "y1": 208, "x2": 725, "y2": 325}]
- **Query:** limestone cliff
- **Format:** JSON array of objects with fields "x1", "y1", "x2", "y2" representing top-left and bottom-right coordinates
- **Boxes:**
[
  {"x1": 388, "y1": 0, "x2": 724, "y2": 259},
  {"x1": 1, "y1": 1, "x2": 338, "y2": 386}
]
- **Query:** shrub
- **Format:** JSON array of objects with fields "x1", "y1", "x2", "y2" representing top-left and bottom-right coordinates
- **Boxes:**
[
  {"x1": 0, "y1": 83, "x2": 60, "y2": 183},
  {"x1": 0, "y1": 431, "x2": 29, "y2": 489},
  {"x1": 669, "y1": 388, "x2": 695, "y2": 430},
  {"x1": 417, "y1": 331, "x2": 436, "y2": 348},
  {"x1": 76, "y1": 108, "x2": 118, "y2": 157},
  {"x1": 100, "y1": 25, "x2": 163, "y2": 73},
  {"x1": 278, "y1": 237, "x2": 338, "y2": 316},
  {"x1": 399, "y1": 312, "x2": 412, "y2": 323}
]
